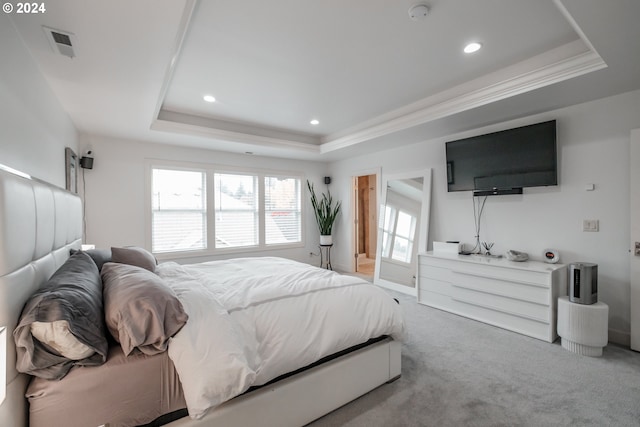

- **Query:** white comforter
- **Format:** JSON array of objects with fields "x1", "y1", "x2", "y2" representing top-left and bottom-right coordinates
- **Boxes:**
[{"x1": 156, "y1": 257, "x2": 405, "y2": 419}]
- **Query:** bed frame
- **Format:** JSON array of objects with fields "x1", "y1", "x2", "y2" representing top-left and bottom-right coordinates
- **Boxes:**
[{"x1": 0, "y1": 164, "x2": 401, "y2": 427}]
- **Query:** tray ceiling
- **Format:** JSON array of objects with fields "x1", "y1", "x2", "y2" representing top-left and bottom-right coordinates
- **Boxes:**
[{"x1": 8, "y1": 0, "x2": 640, "y2": 160}]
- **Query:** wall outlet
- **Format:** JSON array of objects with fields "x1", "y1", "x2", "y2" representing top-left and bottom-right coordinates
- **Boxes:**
[{"x1": 583, "y1": 219, "x2": 599, "y2": 232}]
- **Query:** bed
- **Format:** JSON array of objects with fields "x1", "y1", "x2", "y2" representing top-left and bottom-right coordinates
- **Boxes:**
[{"x1": 0, "y1": 164, "x2": 403, "y2": 427}]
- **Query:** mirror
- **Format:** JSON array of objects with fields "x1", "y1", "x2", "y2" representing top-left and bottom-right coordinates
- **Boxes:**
[{"x1": 374, "y1": 169, "x2": 432, "y2": 295}]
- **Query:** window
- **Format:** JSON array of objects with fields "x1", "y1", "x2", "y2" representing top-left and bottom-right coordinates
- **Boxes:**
[
  {"x1": 214, "y1": 173, "x2": 258, "y2": 248},
  {"x1": 149, "y1": 163, "x2": 303, "y2": 255},
  {"x1": 264, "y1": 176, "x2": 301, "y2": 245},
  {"x1": 151, "y1": 168, "x2": 206, "y2": 253},
  {"x1": 380, "y1": 206, "x2": 416, "y2": 264}
]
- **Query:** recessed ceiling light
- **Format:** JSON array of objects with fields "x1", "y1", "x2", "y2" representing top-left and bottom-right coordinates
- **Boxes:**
[
  {"x1": 203, "y1": 95, "x2": 216, "y2": 103},
  {"x1": 464, "y1": 42, "x2": 482, "y2": 54},
  {"x1": 310, "y1": 119, "x2": 319, "y2": 125}
]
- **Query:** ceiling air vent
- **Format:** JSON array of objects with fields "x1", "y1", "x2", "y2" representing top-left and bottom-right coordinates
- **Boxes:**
[{"x1": 43, "y1": 26, "x2": 75, "y2": 58}]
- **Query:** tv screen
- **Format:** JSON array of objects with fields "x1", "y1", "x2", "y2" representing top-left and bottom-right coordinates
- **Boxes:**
[{"x1": 445, "y1": 120, "x2": 557, "y2": 193}]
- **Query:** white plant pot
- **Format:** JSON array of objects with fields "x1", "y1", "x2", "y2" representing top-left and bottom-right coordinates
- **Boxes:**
[{"x1": 320, "y1": 235, "x2": 333, "y2": 245}]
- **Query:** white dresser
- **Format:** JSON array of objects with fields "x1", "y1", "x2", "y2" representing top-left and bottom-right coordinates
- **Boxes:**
[{"x1": 418, "y1": 252, "x2": 567, "y2": 342}]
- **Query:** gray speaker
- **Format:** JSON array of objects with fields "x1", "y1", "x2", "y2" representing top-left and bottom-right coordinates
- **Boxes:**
[{"x1": 568, "y1": 262, "x2": 598, "y2": 305}]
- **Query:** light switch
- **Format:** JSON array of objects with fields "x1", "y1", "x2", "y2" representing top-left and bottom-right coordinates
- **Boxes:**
[{"x1": 583, "y1": 219, "x2": 599, "y2": 232}]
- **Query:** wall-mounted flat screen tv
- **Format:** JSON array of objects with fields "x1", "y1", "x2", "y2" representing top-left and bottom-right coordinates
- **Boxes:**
[{"x1": 445, "y1": 120, "x2": 557, "y2": 195}]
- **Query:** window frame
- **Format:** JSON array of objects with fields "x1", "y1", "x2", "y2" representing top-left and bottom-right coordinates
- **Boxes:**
[
  {"x1": 145, "y1": 160, "x2": 305, "y2": 260},
  {"x1": 379, "y1": 205, "x2": 417, "y2": 266}
]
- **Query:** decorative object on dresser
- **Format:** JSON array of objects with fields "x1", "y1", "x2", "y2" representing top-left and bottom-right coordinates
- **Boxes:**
[
  {"x1": 481, "y1": 242, "x2": 502, "y2": 258},
  {"x1": 505, "y1": 250, "x2": 529, "y2": 262},
  {"x1": 307, "y1": 180, "x2": 341, "y2": 246},
  {"x1": 543, "y1": 248, "x2": 560, "y2": 264},
  {"x1": 417, "y1": 252, "x2": 566, "y2": 342},
  {"x1": 433, "y1": 241, "x2": 461, "y2": 254}
]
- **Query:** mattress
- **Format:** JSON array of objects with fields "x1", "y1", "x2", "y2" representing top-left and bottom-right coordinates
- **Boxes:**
[{"x1": 26, "y1": 344, "x2": 186, "y2": 427}]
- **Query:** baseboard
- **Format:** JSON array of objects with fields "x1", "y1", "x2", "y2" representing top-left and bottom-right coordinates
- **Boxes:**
[
  {"x1": 608, "y1": 328, "x2": 630, "y2": 347},
  {"x1": 332, "y1": 263, "x2": 350, "y2": 273}
]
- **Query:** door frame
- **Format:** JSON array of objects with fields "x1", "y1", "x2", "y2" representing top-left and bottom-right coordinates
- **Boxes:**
[
  {"x1": 351, "y1": 167, "x2": 381, "y2": 274},
  {"x1": 630, "y1": 128, "x2": 640, "y2": 351}
]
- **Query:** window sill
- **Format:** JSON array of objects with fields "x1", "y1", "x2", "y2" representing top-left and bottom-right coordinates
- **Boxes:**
[{"x1": 154, "y1": 241, "x2": 306, "y2": 262}]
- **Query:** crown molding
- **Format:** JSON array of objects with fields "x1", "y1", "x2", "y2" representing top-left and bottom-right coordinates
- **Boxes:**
[
  {"x1": 157, "y1": 109, "x2": 321, "y2": 146},
  {"x1": 320, "y1": 41, "x2": 606, "y2": 154},
  {"x1": 151, "y1": 119, "x2": 321, "y2": 154},
  {"x1": 151, "y1": 0, "x2": 198, "y2": 126}
]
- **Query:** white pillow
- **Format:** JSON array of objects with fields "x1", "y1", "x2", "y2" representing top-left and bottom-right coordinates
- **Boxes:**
[{"x1": 30, "y1": 320, "x2": 95, "y2": 360}]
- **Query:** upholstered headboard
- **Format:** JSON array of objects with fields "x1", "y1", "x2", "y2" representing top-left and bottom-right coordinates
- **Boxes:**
[{"x1": 0, "y1": 165, "x2": 82, "y2": 426}]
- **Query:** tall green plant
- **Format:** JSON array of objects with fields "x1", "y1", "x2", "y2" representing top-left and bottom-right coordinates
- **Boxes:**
[{"x1": 307, "y1": 180, "x2": 341, "y2": 235}]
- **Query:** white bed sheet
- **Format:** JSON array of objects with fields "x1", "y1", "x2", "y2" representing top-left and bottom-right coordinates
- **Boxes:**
[{"x1": 156, "y1": 257, "x2": 405, "y2": 419}]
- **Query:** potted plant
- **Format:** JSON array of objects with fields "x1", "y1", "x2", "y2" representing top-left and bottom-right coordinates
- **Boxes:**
[{"x1": 307, "y1": 180, "x2": 341, "y2": 245}]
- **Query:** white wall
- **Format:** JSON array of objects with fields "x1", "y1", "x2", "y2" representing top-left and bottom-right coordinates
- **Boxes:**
[
  {"x1": 80, "y1": 134, "x2": 328, "y2": 265},
  {"x1": 0, "y1": 15, "x2": 78, "y2": 187},
  {"x1": 328, "y1": 89, "x2": 640, "y2": 345},
  {"x1": 4, "y1": 10, "x2": 637, "y2": 343}
]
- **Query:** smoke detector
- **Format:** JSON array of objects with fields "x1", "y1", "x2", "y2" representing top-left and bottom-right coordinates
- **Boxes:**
[
  {"x1": 43, "y1": 26, "x2": 76, "y2": 58},
  {"x1": 408, "y1": 4, "x2": 429, "y2": 21}
]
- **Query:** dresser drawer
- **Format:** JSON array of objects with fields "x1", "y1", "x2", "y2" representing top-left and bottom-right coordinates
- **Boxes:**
[
  {"x1": 451, "y1": 270, "x2": 550, "y2": 305},
  {"x1": 418, "y1": 289, "x2": 552, "y2": 342},
  {"x1": 419, "y1": 265, "x2": 454, "y2": 283},
  {"x1": 418, "y1": 277, "x2": 452, "y2": 296},
  {"x1": 421, "y1": 256, "x2": 551, "y2": 286},
  {"x1": 451, "y1": 285, "x2": 550, "y2": 323}
]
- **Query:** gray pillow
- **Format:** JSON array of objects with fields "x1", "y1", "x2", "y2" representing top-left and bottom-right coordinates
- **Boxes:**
[
  {"x1": 111, "y1": 246, "x2": 156, "y2": 272},
  {"x1": 101, "y1": 262, "x2": 188, "y2": 356},
  {"x1": 14, "y1": 251, "x2": 108, "y2": 380},
  {"x1": 70, "y1": 248, "x2": 112, "y2": 271}
]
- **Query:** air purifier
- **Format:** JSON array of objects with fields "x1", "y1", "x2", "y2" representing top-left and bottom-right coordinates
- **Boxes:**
[{"x1": 568, "y1": 262, "x2": 598, "y2": 305}]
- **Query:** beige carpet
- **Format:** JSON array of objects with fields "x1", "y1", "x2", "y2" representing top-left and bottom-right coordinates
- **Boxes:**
[{"x1": 310, "y1": 290, "x2": 640, "y2": 427}]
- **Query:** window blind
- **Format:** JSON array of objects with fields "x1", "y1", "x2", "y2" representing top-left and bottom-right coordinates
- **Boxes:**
[
  {"x1": 265, "y1": 176, "x2": 301, "y2": 244},
  {"x1": 214, "y1": 173, "x2": 258, "y2": 248},
  {"x1": 151, "y1": 168, "x2": 206, "y2": 253}
]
